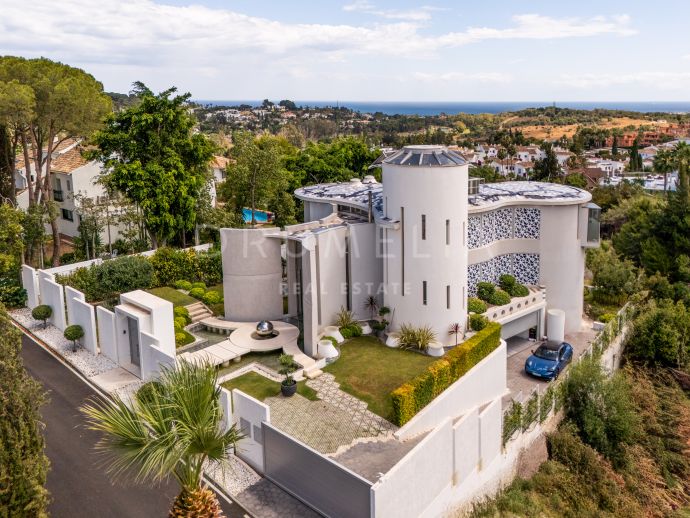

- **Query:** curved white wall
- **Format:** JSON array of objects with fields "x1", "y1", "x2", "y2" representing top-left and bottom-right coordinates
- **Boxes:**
[
  {"x1": 382, "y1": 156, "x2": 469, "y2": 344},
  {"x1": 221, "y1": 228, "x2": 283, "y2": 321}
]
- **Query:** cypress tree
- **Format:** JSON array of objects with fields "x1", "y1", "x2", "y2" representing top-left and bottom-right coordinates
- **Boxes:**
[{"x1": 0, "y1": 306, "x2": 50, "y2": 516}]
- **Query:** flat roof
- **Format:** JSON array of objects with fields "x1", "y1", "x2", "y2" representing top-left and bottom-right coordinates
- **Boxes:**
[{"x1": 295, "y1": 180, "x2": 590, "y2": 220}]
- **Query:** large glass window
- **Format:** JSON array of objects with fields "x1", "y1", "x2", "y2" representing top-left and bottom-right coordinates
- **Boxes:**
[{"x1": 586, "y1": 204, "x2": 601, "y2": 243}]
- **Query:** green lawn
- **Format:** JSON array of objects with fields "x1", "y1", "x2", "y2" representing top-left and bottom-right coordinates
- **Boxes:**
[
  {"x1": 222, "y1": 371, "x2": 318, "y2": 401},
  {"x1": 323, "y1": 336, "x2": 436, "y2": 421},
  {"x1": 175, "y1": 330, "x2": 196, "y2": 348},
  {"x1": 147, "y1": 287, "x2": 196, "y2": 307}
]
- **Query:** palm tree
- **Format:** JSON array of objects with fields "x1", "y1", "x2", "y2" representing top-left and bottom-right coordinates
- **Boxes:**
[
  {"x1": 363, "y1": 296, "x2": 379, "y2": 321},
  {"x1": 654, "y1": 149, "x2": 675, "y2": 195},
  {"x1": 81, "y1": 361, "x2": 243, "y2": 517}
]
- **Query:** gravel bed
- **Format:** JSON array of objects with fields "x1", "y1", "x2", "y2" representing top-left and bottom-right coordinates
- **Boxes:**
[
  {"x1": 205, "y1": 454, "x2": 261, "y2": 496},
  {"x1": 11, "y1": 308, "x2": 117, "y2": 377}
]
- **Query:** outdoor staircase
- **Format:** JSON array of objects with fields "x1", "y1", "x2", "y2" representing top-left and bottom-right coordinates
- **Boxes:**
[{"x1": 185, "y1": 301, "x2": 213, "y2": 323}]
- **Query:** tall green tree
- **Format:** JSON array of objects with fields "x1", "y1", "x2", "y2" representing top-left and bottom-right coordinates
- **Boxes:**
[
  {"x1": 81, "y1": 361, "x2": 242, "y2": 517},
  {"x1": 627, "y1": 138, "x2": 642, "y2": 171},
  {"x1": 0, "y1": 306, "x2": 50, "y2": 515},
  {"x1": 0, "y1": 57, "x2": 112, "y2": 265},
  {"x1": 220, "y1": 131, "x2": 294, "y2": 226},
  {"x1": 654, "y1": 148, "x2": 676, "y2": 194},
  {"x1": 90, "y1": 84, "x2": 214, "y2": 247},
  {"x1": 532, "y1": 142, "x2": 561, "y2": 181}
]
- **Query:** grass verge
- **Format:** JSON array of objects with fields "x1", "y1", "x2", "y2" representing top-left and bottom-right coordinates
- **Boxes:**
[{"x1": 222, "y1": 371, "x2": 318, "y2": 401}]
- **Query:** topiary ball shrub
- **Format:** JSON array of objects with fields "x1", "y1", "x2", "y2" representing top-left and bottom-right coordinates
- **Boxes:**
[
  {"x1": 64, "y1": 324, "x2": 84, "y2": 352},
  {"x1": 174, "y1": 280, "x2": 193, "y2": 291},
  {"x1": 498, "y1": 274, "x2": 517, "y2": 292},
  {"x1": 31, "y1": 305, "x2": 52, "y2": 329},
  {"x1": 509, "y1": 283, "x2": 530, "y2": 297},
  {"x1": 468, "y1": 297, "x2": 488, "y2": 314},
  {"x1": 173, "y1": 306, "x2": 191, "y2": 325},
  {"x1": 191, "y1": 282, "x2": 206, "y2": 290},
  {"x1": 469, "y1": 313, "x2": 488, "y2": 331},
  {"x1": 189, "y1": 287, "x2": 206, "y2": 299},
  {"x1": 174, "y1": 317, "x2": 187, "y2": 331},
  {"x1": 202, "y1": 290, "x2": 222, "y2": 305},
  {"x1": 476, "y1": 282, "x2": 496, "y2": 303},
  {"x1": 489, "y1": 289, "x2": 511, "y2": 306},
  {"x1": 175, "y1": 331, "x2": 187, "y2": 345}
]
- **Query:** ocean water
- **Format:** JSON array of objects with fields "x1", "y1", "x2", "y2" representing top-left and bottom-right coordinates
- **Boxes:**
[{"x1": 194, "y1": 100, "x2": 690, "y2": 116}]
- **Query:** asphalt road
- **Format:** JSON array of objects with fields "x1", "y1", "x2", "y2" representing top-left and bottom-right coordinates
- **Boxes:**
[{"x1": 20, "y1": 333, "x2": 249, "y2": 518}]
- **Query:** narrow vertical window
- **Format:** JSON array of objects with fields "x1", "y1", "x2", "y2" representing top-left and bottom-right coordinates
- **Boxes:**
[
  {"x1": 423, "y1": 281, "x2": 427, "y2": 305},
  {"x1": 446, "y1": 285, "x2": 450, "y2": 309},
  {"x1": 421, "y1": 214, "x2": 426, "y2": 240},
  {"x1": 446, "y1": 219, "x2": 450, "y2": 245},
  {"x1": 462, "y1": 221, "x2": 466, "y2": 246}
]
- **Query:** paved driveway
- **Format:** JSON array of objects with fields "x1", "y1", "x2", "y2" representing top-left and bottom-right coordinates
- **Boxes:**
[
  {"x1": 506, "y1": 323, "x2": 597, "y2": 401},
  {"x1": 20, "y1": 333, "x2": 248, "y2": 518}
]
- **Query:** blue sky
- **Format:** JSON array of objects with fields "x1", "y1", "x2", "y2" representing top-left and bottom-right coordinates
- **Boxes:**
[{"x1": 1, "y1": 0, "x2": 689, "y2": 101}]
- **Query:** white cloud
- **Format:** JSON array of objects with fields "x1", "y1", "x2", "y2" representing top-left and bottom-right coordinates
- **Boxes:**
[
  {"x1": 342, "y1": 1, "x2": 444, "y2": 21},
  {"x1": 413, "y1": 71, "x2": 513, "y2": 83},
  {"x1": 556, "y1": 71, "x2": 690, "y2": 89},
  {"x1": 683, "y1": 54, "x2": 690, "y2": 60}
]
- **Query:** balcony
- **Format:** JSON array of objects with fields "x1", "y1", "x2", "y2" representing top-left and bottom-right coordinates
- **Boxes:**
[{"x1": 53, "y1": 189, "x2": 64, "y2": 202}]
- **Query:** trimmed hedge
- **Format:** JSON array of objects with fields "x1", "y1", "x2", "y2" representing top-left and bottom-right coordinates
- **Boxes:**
[
  {"x1": 467, "y1": 297, "x2": 487, "y2": 314},
  {"x1": 390, "y1": 322, "x2": 501, "y2": 426}
]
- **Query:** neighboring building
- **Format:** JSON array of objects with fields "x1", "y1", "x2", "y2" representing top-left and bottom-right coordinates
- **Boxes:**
[{"x1": 221, "y1": 145, "x2": 599, "y2": 357}]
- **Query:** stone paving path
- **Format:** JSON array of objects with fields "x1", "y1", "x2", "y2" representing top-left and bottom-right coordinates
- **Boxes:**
[
  {"x1": 235, "y1": 479, "x2": 322, "y2": 518},
  {"x1": 266, "y1": 373, "x2": 396, "y2": 454}
]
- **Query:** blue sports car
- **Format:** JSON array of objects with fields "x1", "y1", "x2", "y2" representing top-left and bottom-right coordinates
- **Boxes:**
[{"x1": 524, "y1": 341, "x2": 573, "y2": 380}]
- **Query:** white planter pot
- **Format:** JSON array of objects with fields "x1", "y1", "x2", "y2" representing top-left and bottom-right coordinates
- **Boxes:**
[
  {"x1": 318, "y1": 339, "x2": 339, "y2": 360},
  {"x1": 358, "y1": 321, "x2": 372, "y2": 335},
  {"x1": 385, "y1": 333, "x2": 400, "y2": 348},
  {"x1": 324, "y1": 326, "x2": 345, "y2": 343},
  {"x1": 426, "y1": 342, "x2": 445, "y2": 357}
]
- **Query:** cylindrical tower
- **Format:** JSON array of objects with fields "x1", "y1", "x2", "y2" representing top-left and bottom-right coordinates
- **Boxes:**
[{"x1": 382, "y1": 145, "x2": 469, "y2": 345}]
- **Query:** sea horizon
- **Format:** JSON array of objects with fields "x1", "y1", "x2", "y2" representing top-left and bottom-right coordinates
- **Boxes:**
[{"x1": 193, "y1": 100, "x2": 690, "y2": 116}]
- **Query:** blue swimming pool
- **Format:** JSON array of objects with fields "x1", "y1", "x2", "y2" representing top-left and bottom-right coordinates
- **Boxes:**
[{"x1": 242, "y1": 208, "x2": 273, "y2": 224}]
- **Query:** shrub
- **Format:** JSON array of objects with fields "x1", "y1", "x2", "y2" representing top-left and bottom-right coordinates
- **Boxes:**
[
  {"x1": 97, "y1": 255, "x2": 153, "y2": 301},
  {"x1": 202, "y1": 290, "x2": 222, "y2": 305},
  {"x1": 191, "y1": 282, "x2": 206, "y2": 290},
  {"x1": 489, "y1": 288, "x2": 511, "y2": 306},
  {"x1": 322, "y1": 336, "x2": 338, "y2": 347},
  {"x1": 174, "y1": 317, "x2": 187, "y2": 331},
  {"x1": 149, "y1": 247, "x2": 196, "y2": 287},
  {"x1": 509, "y1": 283, "x2": 530, "y2": 297},
  {"x1": 189, "y1": 287, "x2": 206, "y2": 299},
  {"x1": 469, "y1": 313, "x2": 488, "y2": 331},
  {"x1": 173, "y1": 306, "x2": 191, "y2": 325},
  {"x1": 0, "y1": 309, "x2": 49, "y2": 515},
  {"x1": 468, "y1": 297, "x2": 487, "y2": 314},
  {"x1": 391, "y1": 322, "x2": 501, "y2": 426},
  {"x1": 398, "y1": 323, "x2": 436, "y2": 352},
  {"x1": 196, "y1": 251, "x2": 222, "y2": 285},
  {"x1": 499, "y1": 274, "x2": 517, "y2": 292},
  {"x1": 334, "y1": 306, "x2": 356, "y2": 328},
  {"x1": 175, "y1": 280, "x2": 193, "y2": 291},
  {"x1": 175, "y1": 331, "x2": 187, "y2": 344},
  {"x1": 340, "y1": 326, "x2": 353, "y2": 339},
  {"x1": 561, "y1": 355, "x2": 640, "y2": 467},
  {"x1": 476, "y1": 281, "x2": 496, "y2": 302},
  {"x1": 599, "y1": 313, "x2": 616, "y2": 323},
  {"x1": 64, "y1": 325, "x2": 84, "y2": 352},
  {"x1": 0, "y1": 278, "x2": 27, "y2": 308},
  {"x1": 31, "y1": 305, "x2": 52, "y2": 328}
]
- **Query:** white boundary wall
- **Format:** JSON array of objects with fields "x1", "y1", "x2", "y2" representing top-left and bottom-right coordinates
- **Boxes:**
[
  {"x1": 38, "y1": 274, "x2": 66, "y2": 331},
  {"x1": 230, "y1": 389, "x2": 270, "y2": 473},
  {"x1": 96, "y1": 306, "x2": 118, "y2": 363},
  {"x1": 71, "y1": 298, "x2": 98, "y2": 355},
  {"x1": 64, "y1": 286, "x2": 85, "y2": 326},
  {"x1": 395, "y1": 341, "x2": 507, "y2": 440},
  {"x1": 140, "y1": 330, "x2": 176, "y2": 381},
  {"x1": 372, "y1": 418, "x2": 454, "y2": 518},
  {"x1": 21, "y1": 265, "x2": 39, "y2": 309}
]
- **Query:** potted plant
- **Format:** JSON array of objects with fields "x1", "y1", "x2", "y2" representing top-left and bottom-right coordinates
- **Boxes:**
[{"x1": 278, "y1": 353, "x2": 298, "y2": 397}]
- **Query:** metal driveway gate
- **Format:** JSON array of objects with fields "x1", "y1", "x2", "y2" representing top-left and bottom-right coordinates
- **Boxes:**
[{"x1": 262, "y1": 423, "x2": 372, "y2": 518}]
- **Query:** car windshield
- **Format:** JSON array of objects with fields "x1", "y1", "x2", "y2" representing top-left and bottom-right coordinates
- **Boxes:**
[{"x1": 534, "y1": 345, "x2": 559, "y2": 361}]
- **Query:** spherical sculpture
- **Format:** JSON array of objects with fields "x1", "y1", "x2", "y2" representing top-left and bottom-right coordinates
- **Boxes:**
[{"x1": 256, "y1": 320, "x2": 274, "y2": 337}]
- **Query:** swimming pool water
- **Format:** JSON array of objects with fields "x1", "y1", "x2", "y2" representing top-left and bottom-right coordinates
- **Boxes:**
[{"x1": 242, "y1": 208, "x2": 272, "y2": 223}]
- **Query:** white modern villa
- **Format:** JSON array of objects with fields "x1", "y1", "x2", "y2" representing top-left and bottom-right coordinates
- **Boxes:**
[{"x1": 222, "y1": 145, "x2": 600, "y2": 356}]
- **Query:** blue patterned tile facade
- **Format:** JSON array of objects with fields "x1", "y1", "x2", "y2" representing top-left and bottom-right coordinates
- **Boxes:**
[
  {"x1": 467, "y1": 253, "x2": 540, "y2": 295},
  {"x1": 468, "y1": 207, "x2": 541, "y2": 249}
]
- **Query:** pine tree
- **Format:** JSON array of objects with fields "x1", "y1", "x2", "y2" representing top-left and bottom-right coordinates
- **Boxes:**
[
  {"x1": 611, "y1": 135, "x2": 618, "y2": 158},
  {"x1": 0, "y1": 306, "x2": 50, "y2": 515}
]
